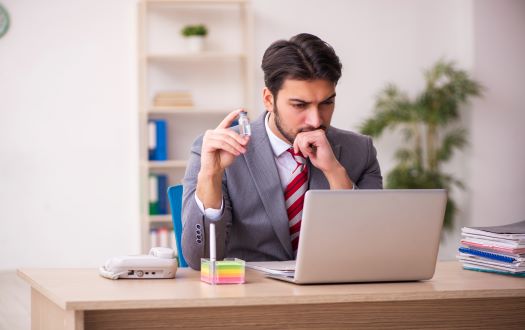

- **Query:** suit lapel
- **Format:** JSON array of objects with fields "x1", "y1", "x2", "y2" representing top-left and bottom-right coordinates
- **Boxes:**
[{"x1": 243, "y1": 113, "x2": 293, "y2": 259}]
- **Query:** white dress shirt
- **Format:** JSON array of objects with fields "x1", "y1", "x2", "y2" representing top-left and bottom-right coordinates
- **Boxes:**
[{"x1": 195, "y1": 112, "x2": 296, "y2": 219}]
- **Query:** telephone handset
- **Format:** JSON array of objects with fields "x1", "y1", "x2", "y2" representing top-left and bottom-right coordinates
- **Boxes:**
[{"x1": 99, "y1": 247, "x2": 178, "y2": 280}]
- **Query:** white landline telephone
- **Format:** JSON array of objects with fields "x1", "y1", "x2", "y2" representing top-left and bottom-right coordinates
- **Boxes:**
[{"x1": 99, "y1": 247, "x2": 178, "y2": 280}]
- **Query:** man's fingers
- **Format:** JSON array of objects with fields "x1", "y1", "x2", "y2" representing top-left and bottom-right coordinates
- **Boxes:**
[
  {"x1": 205, "y1": 132, "x2": 247, "y2": 154},
  {"x1": 292, "y1": 136, "x2": 302, "y2": 154},
  {"x1": 294, "y1": 129, "x2": 327, "y2": 152},
  {"x1": 206, "y1": 137, "x2": 242, "y2": 156},
  {"x1": 223, "y1": 128, "x2": 249, "y2": 146},
  {"x1": 217, "y1": 109, "x2": 244, "y2": 129},
  {"x1": 211, "y1": 130, "x2": 247, "y2": 152},
  {"x1": 293, "y1": 134, "x2": 312, "y2": 155}
]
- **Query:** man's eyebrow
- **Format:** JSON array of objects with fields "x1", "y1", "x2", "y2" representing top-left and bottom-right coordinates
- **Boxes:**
[
  {"x1": 289, "y1": 93, "x2": 337, "y2": 104},
  {"x1": 289, "y1": 98, "x2": 309, "y2": 103},
  {"x1": 322, "y1": 93, "x2": 337, "y2": 102}
]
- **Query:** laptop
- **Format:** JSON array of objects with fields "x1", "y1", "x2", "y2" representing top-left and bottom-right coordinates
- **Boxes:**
[{"x1": 248, "y1": 189, "x2": 447, "y2": 284}]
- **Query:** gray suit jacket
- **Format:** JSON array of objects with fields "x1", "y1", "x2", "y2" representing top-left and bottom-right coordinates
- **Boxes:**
[{"x1": 182, "y1": 112, "x2": 382, "y2": 270}]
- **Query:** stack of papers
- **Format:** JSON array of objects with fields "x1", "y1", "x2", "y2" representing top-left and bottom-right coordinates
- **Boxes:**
[
  {"x1": 457, "y1": 220, "x2": 525, "y2": 276},
  {"x1": 246, "y1": 260, "x2": 296, "y2": 278}
]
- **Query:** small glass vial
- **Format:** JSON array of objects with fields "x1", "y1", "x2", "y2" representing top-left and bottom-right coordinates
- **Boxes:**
[{"x1": 238, "y1": 111, "x2": 251, "y2": 136}]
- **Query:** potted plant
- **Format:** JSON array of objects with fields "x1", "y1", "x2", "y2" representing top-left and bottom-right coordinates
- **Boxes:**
[
  {"x1": 360, "y1": 60, "x2": 483, "y2": 228},
  {"x1": 181, "y1": 24, "x2": 208, "y2": 53}
]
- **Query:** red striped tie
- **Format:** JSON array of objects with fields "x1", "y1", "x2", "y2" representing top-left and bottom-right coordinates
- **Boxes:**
[{"x1": 284, "y1": 148, "x2": 308, "y2": 255}]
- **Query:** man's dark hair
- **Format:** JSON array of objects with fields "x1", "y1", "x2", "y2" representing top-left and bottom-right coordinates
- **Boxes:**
[{"x1": 261, "y1": 33, "x2": 342, "y2": 98}]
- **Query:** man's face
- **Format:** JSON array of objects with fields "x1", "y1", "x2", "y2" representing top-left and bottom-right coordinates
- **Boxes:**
[{"x1": 264, "y1": 79, "x2": 336, "y2": 144}]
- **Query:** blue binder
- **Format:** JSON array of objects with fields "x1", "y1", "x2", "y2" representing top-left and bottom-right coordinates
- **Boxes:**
[
  {"x1": 459, "y1": 247, "x2": 516, "y2": 263},
  {"x1": 157, "y1": 174, "x2": 168, "y2": 214},
  {"x1": 155, "y1": 120, "x2": 168, "y2": 161},
  {"x1": 148, "y1": 120, "x2": 168, "y2": 161}
]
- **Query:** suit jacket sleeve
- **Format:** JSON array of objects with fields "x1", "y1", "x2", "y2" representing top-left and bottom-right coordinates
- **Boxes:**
[
  {"x1": 181, "y1": 135, "x2": 233, "y2": 270},
  {"x1": 355, "y1": 136, "x2": 383, "y2": 189}
]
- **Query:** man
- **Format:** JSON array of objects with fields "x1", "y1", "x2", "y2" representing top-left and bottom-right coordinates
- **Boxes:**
[{"x1": 182, "y1": 33, "x2": 382, "y2": 270}]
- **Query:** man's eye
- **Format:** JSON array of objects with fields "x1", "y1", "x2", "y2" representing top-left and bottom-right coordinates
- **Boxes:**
[
  {"x1": 292, "y1": 103, "x2": 307, "y2": 109},
  {"x1": 322, "y1": 100, "x2": 334, "y2": 106}
]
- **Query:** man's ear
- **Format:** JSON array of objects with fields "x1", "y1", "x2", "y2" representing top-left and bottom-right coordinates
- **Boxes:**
[{"x1": 263, "y1": 87, "x2": 275, "y2": 112}]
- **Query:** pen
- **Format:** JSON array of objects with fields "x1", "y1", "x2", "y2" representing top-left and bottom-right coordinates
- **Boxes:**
[
  {"x1": 210, "y1": 223, "x2": 216, "y2": 284},
  {"x1": 210, "y1": 223, "x2": 216, "y2": 261}
]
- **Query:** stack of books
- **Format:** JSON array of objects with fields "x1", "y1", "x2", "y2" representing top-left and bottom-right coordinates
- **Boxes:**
[
  {"x1": 153, "y1": 91, "x2": 193, "y2": 109},
  {"x1": 150, "y1": 227, "x2": 176, "y2": 251},
  {"x1": 457, "y1": 220, "x2": 525, "y2": 276}
]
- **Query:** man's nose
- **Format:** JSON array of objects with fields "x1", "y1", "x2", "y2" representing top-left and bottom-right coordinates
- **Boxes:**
[{"x1": 305, "y1": 107, "x2": 322, "y2": 128}]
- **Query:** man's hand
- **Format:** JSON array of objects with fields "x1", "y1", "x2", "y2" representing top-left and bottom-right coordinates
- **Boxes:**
[
  {"x1": 293, "y1": 129, "x2": 338, "y2": 173},
  {"x1": 200, "y1": 109, "x2": 250, "y2": 176},
  {"x1": 293, "y1": 129, "x2": 354, "y2": 189},
  {"x1": 197, "y1": 109, "x2": 250, "y2": 209}
]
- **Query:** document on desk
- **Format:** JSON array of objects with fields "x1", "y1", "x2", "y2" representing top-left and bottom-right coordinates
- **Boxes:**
[
  {"x1": 458, "y1": 220, "x2": 525, "y2": 276},
  {"x1": 246, "y1": 261, "x2": 296, "y2": 277}
]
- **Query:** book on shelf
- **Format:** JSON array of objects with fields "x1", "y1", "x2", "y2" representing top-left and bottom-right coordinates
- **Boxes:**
[
  {"x1": 150, "y1": 227, "x2": 176, "y2": 252},
  {"x1": 148, "y1": 119, "x2": 168, "y2": 161},
  {"x1": 158, "y1": 227, "x2": 169, "y2": 248},
  {"x1": 153, "y1": 91, "x2": 193, "y2": 108},
  {"x1": 158, "y1": 174, "x2": 168, "y2": 214},
  {"x1": 149, "y1": 174, "x2": 158, "y2": 215},
  {"x1": 149, "y1": 174, "x2": 169, "y2": 215},
  {"x1": 457, "y1": 220, "x2": 525, "y2": 276}
]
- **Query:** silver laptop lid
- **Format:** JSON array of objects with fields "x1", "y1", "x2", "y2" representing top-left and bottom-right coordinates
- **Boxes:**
[{"x1": 294, "y1": 189, "x2": 447, "y2": 284}]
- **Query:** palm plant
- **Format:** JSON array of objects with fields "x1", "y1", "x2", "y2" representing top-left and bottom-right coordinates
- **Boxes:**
[{"x1": 360, "y1": 60, "x2": 483, "y2": 228}]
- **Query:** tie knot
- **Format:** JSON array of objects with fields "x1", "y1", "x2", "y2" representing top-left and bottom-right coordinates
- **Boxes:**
[{"x1": 287, "y1": 148, "x2": 306, "y2": 166}]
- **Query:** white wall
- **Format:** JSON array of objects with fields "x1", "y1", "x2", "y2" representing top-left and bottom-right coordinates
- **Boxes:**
[
  {"x1": 1, "y1": 0, "x2": 523, "y2": 269},
  {"x1": 436, "y1": 0, "x2": 525, "y2": 258},
  {"x1": 0, "y1": 0, "x2": 139, "y2": 268},
  {"x1": 467, "y1": 0, "x2": 525, "y2": 226}
]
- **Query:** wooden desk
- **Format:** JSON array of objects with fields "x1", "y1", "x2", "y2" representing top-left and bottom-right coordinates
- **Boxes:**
[{"x1": 18, "y1": 261, "x2": 525, "y2": 330}]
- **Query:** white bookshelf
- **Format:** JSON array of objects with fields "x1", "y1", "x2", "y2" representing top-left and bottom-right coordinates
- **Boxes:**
[
  {"x1": 147, "y1": 160, "x2": 188, "y2": 168},
  {"x1": 138, "y1": 0, "x2": 253, "y2": 252},
  {"x1": 147, "y1": 107, "x2": 231, "y2": 115},
  {"x1": 147, "y1": 52, "x2": 246, "y2": 61},
  {"x1": 147, "y1": 215, "x2": 173, "y2": 223}
]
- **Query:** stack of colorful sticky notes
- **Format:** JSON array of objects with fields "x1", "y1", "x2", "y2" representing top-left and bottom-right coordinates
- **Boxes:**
[
  {"x1": 200, "y1": 258, "x2": 245, "y2": 284},
  {"x1": 457, "y1": 220, "x2": 525, "y2": 276}
]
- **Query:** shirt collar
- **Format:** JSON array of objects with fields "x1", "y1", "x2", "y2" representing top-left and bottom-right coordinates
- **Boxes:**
[{"x1": 264, "y1": 112, "x2": 292, "y2": 157}]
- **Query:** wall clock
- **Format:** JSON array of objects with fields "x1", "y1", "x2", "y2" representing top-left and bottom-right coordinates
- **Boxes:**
[{"x1": 0, "y1": 4, "x2": 10, "y2": 39}]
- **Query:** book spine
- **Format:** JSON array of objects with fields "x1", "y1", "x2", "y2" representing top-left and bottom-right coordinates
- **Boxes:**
[
  {"x1": 148, "y1": 120, "x2": 157, "y2": 160},
  {"x1": 155, "y1": 120, "x2": 168, "y2": 161},
  {"x1": 157, "y1": 174, "x2": 168, "y2": 214},
  {"x1": 150, "y1": 228, "x2": 158, "y2": 249},
  {"x1": 159, "y1": 227, "x2": 169, "y2": 248},
  {"x1": 462, "y1": 265, "x2": 525, "y2": 277},
  {"x1": 149, "y1": 175, "x2": 159, "y2": 215}
]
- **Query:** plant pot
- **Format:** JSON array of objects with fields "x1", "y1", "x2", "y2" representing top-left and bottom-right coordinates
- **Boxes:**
[{"x1": 186, "y1": 36, "x2": 205, "y2": 53}]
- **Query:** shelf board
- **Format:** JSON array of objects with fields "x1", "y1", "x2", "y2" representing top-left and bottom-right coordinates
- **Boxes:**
[
  {"x1": 145, "y1": 0, "x2": 247, "y2": 4},
  {"x1": 148, "y1": 214, "x2": 173, "y2": 223},
  {"x1": 146, "y1": 52, "x2": 245, "y2": 62},
  {"x1": 148, "y1": 160, "x2": 188, "y2": 168},
  {"x1": 147, "y1": 107, "x2": 231, "y2": 115}
]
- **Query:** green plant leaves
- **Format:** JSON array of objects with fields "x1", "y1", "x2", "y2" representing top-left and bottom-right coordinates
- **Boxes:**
[
  {"x1": 421, "y1": 59, "x2": 483, "y2": 126},
  {"x1": 359, "y1": 84, "x2": 416, "y2": 137},
  {"x1": 386, "y1": 166, "x2": 458, "y2": 228},
  {"x1": 181, "y1": 24, "x2": 208, "y2": 37},
  {"x1": 436, "y1": 128, "x2": 468, "y2": 162},
  {"x1": 360, "y1": 59, "x2": 483, "y2": 229}
]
